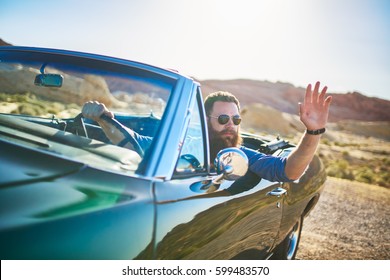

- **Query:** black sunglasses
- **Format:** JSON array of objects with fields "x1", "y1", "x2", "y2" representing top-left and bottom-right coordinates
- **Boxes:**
[{"x1": 209, "y1": 114, "x2": 242, "y2": 125}]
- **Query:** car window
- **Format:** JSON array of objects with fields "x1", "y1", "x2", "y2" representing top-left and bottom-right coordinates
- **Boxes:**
[
  {"x1": 0, "y1": 52, "x2": 176, "y2": 174},
  {"x1": 174, "y1": 93, "x2": 207, "y2": 175}
]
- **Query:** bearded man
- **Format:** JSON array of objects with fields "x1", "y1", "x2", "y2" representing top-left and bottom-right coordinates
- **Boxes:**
[{"x1": 203, "y1": 81, "x2": 331, "y2": 182}]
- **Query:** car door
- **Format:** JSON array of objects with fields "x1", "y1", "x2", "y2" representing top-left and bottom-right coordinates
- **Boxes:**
[
  {"x1": 152, "y1": 93, "x2": 284, "y2": 259},
  {"x1": 0, "y1": 154, "x2": 155, "y2": 260}
]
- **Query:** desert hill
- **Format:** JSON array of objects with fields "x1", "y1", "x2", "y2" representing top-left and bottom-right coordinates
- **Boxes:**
[
  {"x1": 239, "y1": 100, "x2": 390, "y2": 141},
  {"x1": 0, "y1": 38, "x2": 12, "y2": 46},
  {"x1": 199, "y1": 79, "x2": 390, "y2": 123}
]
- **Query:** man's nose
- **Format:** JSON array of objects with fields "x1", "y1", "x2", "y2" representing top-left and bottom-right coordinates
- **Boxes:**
[{"x1": 225, "y1": 118, "x2": 235, "y2": 127}]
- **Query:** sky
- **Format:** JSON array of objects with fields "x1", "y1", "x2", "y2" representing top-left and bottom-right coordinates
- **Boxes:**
[{"x1": 1, "y1": 0, "x2": 389, "y2": 100}]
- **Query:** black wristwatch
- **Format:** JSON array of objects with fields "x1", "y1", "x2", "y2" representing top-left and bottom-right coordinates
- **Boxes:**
[{"x1": 306, "y1": 128, "x2": 326, "y2": 135}]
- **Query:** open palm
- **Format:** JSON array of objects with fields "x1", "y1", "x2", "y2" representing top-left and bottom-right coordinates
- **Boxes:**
[{"x1": 299, "y1": 81, "x2": 332, "y2": 130}]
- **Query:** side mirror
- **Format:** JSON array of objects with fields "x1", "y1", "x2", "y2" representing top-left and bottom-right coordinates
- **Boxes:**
[
  {"x1": 214, "y1": 147, "x2": 248, "y2": 184},
  {"x1": 189, "y1": 147, "x2": 248, "y2": 194}
]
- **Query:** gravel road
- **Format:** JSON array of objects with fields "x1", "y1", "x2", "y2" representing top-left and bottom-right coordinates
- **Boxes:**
[{"x1": 296, "y1": 177, "x2": 390, "y2": 260}]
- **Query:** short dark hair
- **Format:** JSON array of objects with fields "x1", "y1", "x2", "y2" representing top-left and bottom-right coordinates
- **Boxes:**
[{"x1": 204, "y1": 91, "x2": 240, "y2": 116}]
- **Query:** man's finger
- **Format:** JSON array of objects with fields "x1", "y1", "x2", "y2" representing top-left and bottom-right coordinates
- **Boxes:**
[
  {"x1": 312, "y1": 81, "x2": 321, "y2": 102},
  {"x1": 104, "y1": 111, "x2": 115, "y2": 119},
  {"x1": 305, "y1": 83, "x2": 312, "y2": 105},
  {"x1": 324, "y1": 95, "x2": 332, "y2": 109},
  {"x1": 318, "y1": 85, "x2": 328, "y2": 104}
]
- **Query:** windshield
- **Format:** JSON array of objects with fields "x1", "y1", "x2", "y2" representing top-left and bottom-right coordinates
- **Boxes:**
[
  {"x1": 0, "y1": 59, "x2": 172, "y2": 118},
  {"x1": 0, "y1": 49, "x2": 177, "y2": 173}
]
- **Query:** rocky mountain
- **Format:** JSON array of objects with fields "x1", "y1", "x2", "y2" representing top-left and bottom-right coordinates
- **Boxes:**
[
  {"x1": 199, "y1": 79, "x2": 390, "y2": 123},
  {"x1": 0, "y1": 38, "x2": 12, "y2": 46}
]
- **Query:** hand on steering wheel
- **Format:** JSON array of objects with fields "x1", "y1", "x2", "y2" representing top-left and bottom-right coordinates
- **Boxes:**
[{"x1": 81, "y1": 101, "x2": 144, "y2": 157}]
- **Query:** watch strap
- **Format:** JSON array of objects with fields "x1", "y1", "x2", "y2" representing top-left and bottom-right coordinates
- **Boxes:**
[{"x1": 306, "y1": 128, "x2": 326, "y2": 135}]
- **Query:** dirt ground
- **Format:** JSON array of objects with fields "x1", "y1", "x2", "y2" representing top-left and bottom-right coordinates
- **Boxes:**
[{"x1": 296, "y1": 177, "x2": 390, "y2": 260}]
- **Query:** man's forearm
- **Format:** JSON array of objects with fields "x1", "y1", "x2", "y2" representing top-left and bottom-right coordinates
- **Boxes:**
[
  {"x1": 284, "y1": 132, "x2": 321, "y2": 180},
  {"x1": 96, "y1": 119, "x2": 134, "y2": 145}
]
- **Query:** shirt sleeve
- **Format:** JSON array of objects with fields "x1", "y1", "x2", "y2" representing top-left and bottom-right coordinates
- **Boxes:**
[
  {"x1": 133, "y1": 131, "x2": 153, "y2": 152},
  {"x1": 241, "y1": 146, "x2": 293, "y2": 182}
]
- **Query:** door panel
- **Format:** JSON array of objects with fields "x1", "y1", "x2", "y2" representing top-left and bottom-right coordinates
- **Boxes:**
[{"x1": 153, "y1": 177, "x2": 283, "y2": 259}]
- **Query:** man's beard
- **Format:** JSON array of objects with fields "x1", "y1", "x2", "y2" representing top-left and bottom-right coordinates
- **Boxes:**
[{"x1": 208, "y1": 125, "x2": 242, "y2": 164}]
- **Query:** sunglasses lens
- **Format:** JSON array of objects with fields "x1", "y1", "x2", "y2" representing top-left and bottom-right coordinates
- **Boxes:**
[
  {"x1": 233, "y1": 115, "x2": 241, "y2": 125},
  {"x1": 218, "y1": 115, "x2": 230, "y2": 125}
]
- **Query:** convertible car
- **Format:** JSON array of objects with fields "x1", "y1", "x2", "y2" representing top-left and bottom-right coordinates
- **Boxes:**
[{"x1": 0, "y1": 46, "x2": 326, "y2": 260}]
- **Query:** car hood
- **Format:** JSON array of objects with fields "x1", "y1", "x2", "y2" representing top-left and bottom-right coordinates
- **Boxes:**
[{"x1": 0, "y1": 139, "x2": 85, "y2": 187}]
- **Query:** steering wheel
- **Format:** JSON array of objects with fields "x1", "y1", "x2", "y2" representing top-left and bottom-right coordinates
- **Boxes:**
[{"x1": 73, "y1": 113, "x2": 144, "y2": 157}]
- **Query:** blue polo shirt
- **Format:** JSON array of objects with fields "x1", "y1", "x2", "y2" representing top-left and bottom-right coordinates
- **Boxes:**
[
  {"x1": 224, "y1": 146, "x2": 293, "y2": 195},
  {"x1": 240, "y1": 146, "x2": 292, "y2": 182}
]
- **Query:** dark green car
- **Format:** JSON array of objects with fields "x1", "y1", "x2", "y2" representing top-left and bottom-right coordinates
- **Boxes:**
[{"x1": 0, "y1": 47, "x2": 326, "y2": 259}]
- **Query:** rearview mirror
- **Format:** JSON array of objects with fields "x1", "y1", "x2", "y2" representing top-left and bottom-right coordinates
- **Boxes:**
[{"x1": 34, "y1": 73, "x2": 63, "y2": 87}]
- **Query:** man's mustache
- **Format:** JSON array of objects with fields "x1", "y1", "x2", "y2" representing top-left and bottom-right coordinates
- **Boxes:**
[{"x1": 220, "y1": 128, "x2": 237, "y2": 134}]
